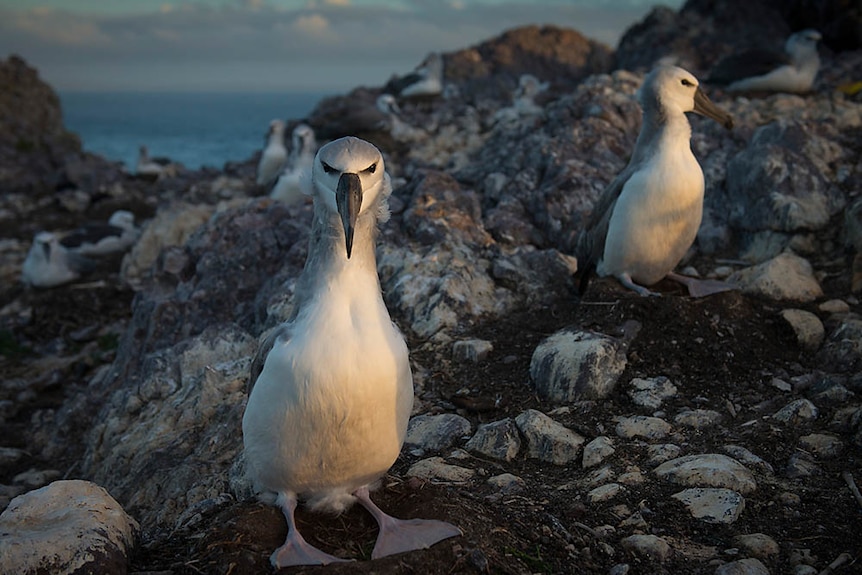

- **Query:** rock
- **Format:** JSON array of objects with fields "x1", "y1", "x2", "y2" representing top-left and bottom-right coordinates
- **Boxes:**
[
  {"x1": 780, "y1": 309, "x2": 825, "y2": 351},
  {"x1": 587, "y1": 483, "x2": 623, "y2": 503},
  {"x1": 722, "y1": 445, "x2": 775, "y2": 475},
  {"x1": 646, "y1": 444, "x2": 682, "y2": 466},
  {"x1": 627, "y1": 376, "x2": 678, "y2": 409},
  {"x1": 654, "y1": 454, "x2": 757, "y2": 495},
  {"x1": 582, "y1": 436, "x2": 615, "y2": 468},
  {"x1": 785, "y1": 452, "x2": 820, "y2": 478},
  {"x1": 772, "y1": 399, "x2": 819, "y2": 424},
  {"x1": 817, "y1": 315, "x2": 862, "y2": 373},
  {"x1": 12, "y1": 468, "x2": 62, "y2": 489},
  {"x1": 728, "y1": 252, "x2": 823, "y2": 302},
  {"x1": 620, "y1": 534, "x2": 672, "y2": 563},
  {"x1": 530, "y1": 327, "x2": 631, "y2": 402},
  {"x1": 490, "y1": 248, "x2": 579, "y2": 305},
  {"x1": 674, "y1": 409, "x2": 723, "y2": 429},
  {"x1": 406, "y1": 457, "x2": 475, "y2": 483},
  {"x1": 452, "y1": 338, "x2": 494, "y2": 363},
  {"x1": 514, "y1": 409, "x2": 585, "y2": 465},
  {"x1": 405, "y1": 413, "x2": 472, "y2": 452},
  {"x1": 819, "y1": 299, "x2": 850, "y2": 314},
  {"x1": 671, "y1": 488, "x2": 745, "y2": 524},
  {"x1": 615, "y1": 415, "x2": 672, "y2": 440},
  {"x1": 798, "y1": 433, "x2": 844, "y2": 458},
  {"x1": 714, "y1": 557, "x2": 770, "y2": 575},
  {"x1": 465, "y1": 418, "x2": 521, "y2": 461},
  {"x1": 0, "y1": 480, "x2": 139, "y2": 575},
  {"x1": 486, "y1": 473, "x2": 525, "y2": 494},
  {"x1": 732, "y1": 533, "x2": 780, "y2": 560},
  {"x1": 0, "y1": 446, "x2": 25, "y2": 467}
]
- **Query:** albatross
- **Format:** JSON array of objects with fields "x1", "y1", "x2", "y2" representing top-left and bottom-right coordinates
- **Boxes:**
[
  {"x1": 385, "y1": 52, "x2": 444, "y2": 99},
  {"x1": 21, "y1": 231, "x2": 96, "y2": 288},
  {"x1": 243, "y1": 136, "x2": 460, "y2": 567},
  {"x1": 256, "y1": 119, "x2": 288, "y2": 187},
  {"x1": 707, "y1": 29, "x2": 822, "y2": 93},
  {"x1": 60, "y1": 210, "x2": 140, "y2": 257},
  {"x1": 576, "y1": 65, "x2": 734, "y2": 297},
  {"x1": 269, "y1": 123, "x2": 317, "y2": 205}
]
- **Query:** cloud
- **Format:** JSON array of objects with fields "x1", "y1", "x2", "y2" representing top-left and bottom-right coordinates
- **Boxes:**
[{"x1": 0, "y1": 1, "x2": 682, "y2": 92}]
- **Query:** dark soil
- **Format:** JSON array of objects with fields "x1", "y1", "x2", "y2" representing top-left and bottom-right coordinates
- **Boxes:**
[{"x1": 3, "y1": 261, "x2": 860, "y2": 575}]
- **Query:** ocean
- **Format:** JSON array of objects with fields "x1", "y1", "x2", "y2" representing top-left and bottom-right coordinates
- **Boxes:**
[{"x1": 59, "y1": 92, "x2": 330, "y2": 171}]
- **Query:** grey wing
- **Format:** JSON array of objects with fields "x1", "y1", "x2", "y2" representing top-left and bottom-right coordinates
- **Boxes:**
[
  {"x1": 707, "y1": 48, "x2": 790, "y2": 85},
  {"x1": 575, "y1": 166, "x2": 634, "y2": 272},
  {"x1": 247, "y1": 323, "x2": 292, "y2": 395}
]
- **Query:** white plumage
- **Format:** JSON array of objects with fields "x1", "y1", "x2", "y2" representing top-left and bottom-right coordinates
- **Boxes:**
[
  {"x1": 243, "y1": 136, "x2": 459, "y2": 567},
  {"x1": 268, "y1": 123, "x2": 317, "y2": 205},
  {"x1": 576, "y1": 65, "x2": 734, "y2": 297},
  {"x1": 21, "y1": 231, "x2": 96, "y2": 288},
  {"x1": 256, "y1": 119, "x2": 288, "y2": 186}
]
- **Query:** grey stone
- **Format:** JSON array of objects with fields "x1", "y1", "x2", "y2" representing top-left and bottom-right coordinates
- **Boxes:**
[
  {"x1": 728, "y1": 252, "x2": 823, "y2": 302},
  {"x1": 620, "y1": 534, "x2": 672, "y2": 563},
  {"x1": 406, "y1": 457, "x2": 475, "y2": 483},
  {"x1": 465, "y1": 418, "x2": 521, "y2": 461},
  {"x1": 714, "y1": 557, "x2": 770, "y2": 575},
  {"x1": 722, "y1": 445, "x2": 775, "y2": 475},
  {"x1": 405, "y1": 413, "x2": 472, "y2": 452},
  {"x1": 780, "y1": 309, "x2": 825, "y2": 351},
  {"x1": 772, "y1": 399, "x2": 819, "y2": 424},
  {"x1": 615, "y1": 415, "x2": 672, "y2": 440},
  {"x1": 486, "y1": 473, "x2": 525, "y2": 494},
  {"x1": 452, "y1": 339, "x2": 494, "y2": 363},
  {"x1": 671, "y1": 488, "x2": 745, "y2": 524},
  {"x1": 628, "y1": 376, "x2": 678, "y2": 409},
  {"x1": 798, "y1": 433, "x2": 844, "y2": 458},
  {"x1": 0, "y1": 480, "x2": 139, "y2": 575},
  {"x1": 654, "y1": 454, "x2": 757, "y2": 495},
  {"x1": 674, "y1": 409, "x2": 723, "y2": 429},
  {"x1": 582, "y1": 436, "x2": 615, "y2": 468},
  {"x1": 514, "y1": 409, "x2": 585, "y2": 465},
  {"x1": 587, "y1": 483, "x2": 623, "y2": 503},
  {"x1": 732, "y1": 533, "x2": 780, "y2": 560}
]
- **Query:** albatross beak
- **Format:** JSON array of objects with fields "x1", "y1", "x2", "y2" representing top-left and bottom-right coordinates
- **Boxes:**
[
  {"x1": 693, "y1": 87, "x2": 734, "y2": 130},
  {"x1": 336, "y1": 172, "x2": 363, "y2": 259}
]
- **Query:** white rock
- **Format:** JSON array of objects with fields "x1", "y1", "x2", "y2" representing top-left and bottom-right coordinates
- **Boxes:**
[
  {"x1": 798, "y1": 433, "x2": 843, "y2": 458},
  {"x1": 674, "y1": 409, "x2": 723, "y2": 429},
  {"x1": 615, "y1": 415, "x2": 672, "y2": 440},
  {"x1": 779, "y1": 309, "x2": 825, "y2": 351},
  {"x1": 405, "y1": 413, "x2": 472, "y2": 452},
  {"x1": 406, "y1": 457, "x2": 475, "y2": 483},
  {"x1": 654, "y1": 454, "x2": 757, "y2": 495},
  {"x1": 530, "y1": 328, "x2": 628, "y2": 401},
  {"x1": 582, "y1": 436, "x2": 615, "y2": 468},
  {"x1": 772, "y1": 399, "x2": 819, "y2": 424},
  {"x1": 728, "y1": 252, "x2": 823, "y2": 302},
  {"x1": 620, "y1": 534, "x2": 672, "y2": 563},
  {"x1": 628, "y1": 376, "x2": 678, "y2": 409},
  {"x1": 514, "y1": 409, "x2": 585, "y2": 465},
  {"x1": 0, "y1": 480, "x2": 139, "y2": 575},
  {"x1": 588, "y1": 483, "x2": 623, "y2": 503},
  {"x1": 646, "y1": 444, "x2": 682, "y2": 466},
  {"x1": 722, "y1": 445, "x2": 775, "y2": 475},
  {"x1": 671, "y1": 488, "x2": 745, "y2": 524},
  {"x1": 452, "y1": 338, "x2": 494, "y2": 363},
  {"x1": 465, "y1": 418, "x2": 521, "y2": 461},
  {"x1": 714, "y1": 557, "x2": 770, "y2": 575}
]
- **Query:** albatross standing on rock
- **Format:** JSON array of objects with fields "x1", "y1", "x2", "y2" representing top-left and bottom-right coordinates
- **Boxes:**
[
  {"x1": 269, "y1": 123, "x2": 317, "y2": 205},
  {"x1": 243, "y1": 136, "x2": 460, "y2": 567},
  {"x1": 21, "y1": 231, "x2": 96, "y2": 288},
  {"x1": 256, "y1": 119, "x2": 288, "y2": 187},
  {"x1": 708, "y1": 29, "x2": 822, "y2": 93},
  {"x1": 576, "y1": 65, "x2": 734, "y2": 297}
]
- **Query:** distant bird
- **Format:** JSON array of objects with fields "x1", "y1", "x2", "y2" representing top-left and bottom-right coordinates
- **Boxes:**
[
  {"x1": 376, "y1": 94, "x2": 425, "y2": 142},
  {"x1": 708, "y1": 29, "x2": 822, "y2": 93},
  {"x1": 385, "y1": 52, "x2": 444, "y2": 99},
  {"x1": 256, "y1": 119, "x2": 288, "y2": 187},
  {"x1": 59, "y1": 210, "x2": 141, "y2": 257},
  {"x1": 576, "y1": 65, "x2": 734, "y2": 297},
  {"x1": 21, "y1": 231, "x2": 96, "y2": 288},
  {"x1": 243, "y1": 136, "x2": 460, "y2": 567},
  {"x1": 493, "y1": 73, "x2": 549, "y2": 125},
  {"x1": 135, "y1": 145, "x2": 174, "y2": 180},
  {"x1": 269, "y1": 124, "x2": 317, "y2": 205}
]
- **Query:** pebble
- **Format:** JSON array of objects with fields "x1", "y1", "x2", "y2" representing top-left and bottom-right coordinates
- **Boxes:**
[
  {"x1": 0, "y1": 446, "x2": 25, "y2": 467},
  {"x1": 514, "y1": 409, "x2": 585, "y2": 465},
  {"x1": 486, "y1": 473, "x2": 525, "y2": 494},
  {"x1": 798, "y1": 433, "x2": 843, "y2": 458},
  {"x1": 13, "y1": 468, "x2": 63, "y2": 489},
  {"x1": 772, "y1": 399, "x2": 819, "y2": 424},
  {"x1": 779, "y1": 309, "x2": 825, "y2": 351},
  {"x1": 452, "y1": 338, "x2": 494, "y2": 363},
  {"x1": 646, "y1": 443, "x2": 682, "y2": 466},
  {"x1": 587, "y1": 483, "x2": 623, "y2": 503},
  {"x1": 582, "y1": 436, "x2": 615, "y2": 468},
  {"x1": 722, "y1": 445, "x2": 775, "y2": 475},
  {"x1": 654, "y1": 454, "x2": 757, "y2": 495},
  {"x1": 818, "y1": 299, "x2": 850, "y2": 314},
  {"x1": 732, "y1": 533, "x2": 779, "y2": 559},
  {"x1": 406, "y1": 457, "x2": 475, "y2": 483},
  {"x1": 405, "y1": 413, "x2": 472, "y2": 453},
  {"x1": 671, "y1": 488, "x2": 745, "y2": 524},
  {"x1": 627, "y1": 376, "x2": 678, "y2": 409},
  {"x1": 785, "y1": 452, "x2": 820, "y2": 478},
  {"x1": 674, "y1": 409, "x2": 723, "y2": 429},
  {"x1": 620, "y1": 534, "x2": 672, "y2": 563},
  {"x1": 615, "y1": 415, "x2": 672, "y2": 440},
  {"x1": 728, "y1": 252, "x2": 823, "y2": 302},
  {"x1": 714, "y1": 557, "x2": 770, "y2": 575},
  {"x1": 464, "y1": 418, "x2": 521, "y2": 461}
]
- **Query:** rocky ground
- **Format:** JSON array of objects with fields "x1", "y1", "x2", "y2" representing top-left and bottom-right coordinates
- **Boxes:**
[{"x1": 2, "y1": 1, "x2": 862, "y2": 574}]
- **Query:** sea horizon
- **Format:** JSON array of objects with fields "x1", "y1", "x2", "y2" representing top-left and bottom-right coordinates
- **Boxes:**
[{"x1": 59, "y1": 91, "x2": 331, "y2": 171}]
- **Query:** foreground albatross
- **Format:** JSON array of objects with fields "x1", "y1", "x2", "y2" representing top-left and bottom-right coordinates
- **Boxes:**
[
  {"x1": 243, "y1": 136, "x2": 460, "y2": 567},
  {"x1": 576, "y1": 65, "x2": 734, "y2": 297}
]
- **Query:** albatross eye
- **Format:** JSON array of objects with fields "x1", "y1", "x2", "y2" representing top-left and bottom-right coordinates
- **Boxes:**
[
  {"x1": 681, "y1": 79, "x2": 694, "y2": 87},
  {"x1": 321, "y1": 161, "x2": 337, "y2": 175},
  {"x1": 363, "y1": 163, "x2": 377, "y2": 175}
]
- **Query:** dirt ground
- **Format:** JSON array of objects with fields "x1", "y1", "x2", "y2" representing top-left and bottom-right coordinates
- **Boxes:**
[{"x1": 2, "y1": 253, "x2": 861, "y2": 575}]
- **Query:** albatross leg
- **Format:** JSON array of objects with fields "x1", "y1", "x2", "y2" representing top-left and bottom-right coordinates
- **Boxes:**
[
  {"x1": 667, "y1": 272, "x2": 737, "y2": 298},
  {"x1": 354, "y1": 486, "x2": 461, "y2": 559},
  {"x1": 616, "y1": 272, "x2": 660, "y2": 297},
  {"x1": 270, "y1": 491, "x2": 352, "y2": 567}
]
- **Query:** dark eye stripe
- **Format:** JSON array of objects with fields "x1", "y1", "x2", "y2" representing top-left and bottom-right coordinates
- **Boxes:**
[
  {"x1": 681, "y1": 79, "x2": 694, "y2": 87},
  {"x1": 321, "y1": 161, "x2": 336, "y2": 174},
  {"x1": 363, "y1": 163, "x2": 377, "y2": 174}
]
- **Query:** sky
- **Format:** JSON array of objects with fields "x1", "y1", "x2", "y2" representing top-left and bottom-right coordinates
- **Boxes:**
[{"x1": 0, "y1": 0, "x2": 683, "y2": 93}]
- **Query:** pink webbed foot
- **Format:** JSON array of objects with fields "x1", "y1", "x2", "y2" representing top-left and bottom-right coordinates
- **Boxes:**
[
  {"x1": 667, "y1": 272, "x2": 737, "y2": 298},
  {"x1": 270, "y1": 492, "x2": 353, "y2": 568},
  {"x1": 354, "y1": 486, "x2": 461, "y2": 559}
]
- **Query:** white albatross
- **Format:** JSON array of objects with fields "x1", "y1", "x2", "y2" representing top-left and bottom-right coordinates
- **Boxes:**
[
  {"x1": 268, "y1": 123, "x2": 317, "y2": 205},
  {"x1": 243, "y1": 136, "x2": 460, "y2": 567},
  {"x1": 256, "y1": 119, "x2": 288, "y2": 186},
  {"x1": 21, "y1": 231, "x2": 96, "y2": 288},
  {"x1": 135, "y1": 145, "x2": 175, "y2": 180},
  {"x1": 707, "y1": 29, "x2": 822, "y2": 93},
  {"x1": 60, "y1": 210, "x2": 140, "y2": 257},
  {"x1": 386, "y1": 52, "x2": 444, "y2": 99},
  {"x1": 575, "y1": 65, "x2": 734, "y2": 297}
]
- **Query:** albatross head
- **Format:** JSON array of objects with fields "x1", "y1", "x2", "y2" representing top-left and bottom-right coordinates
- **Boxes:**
[
  {"x1": 642, "y1": 65, "x2": 734, "y2": 130},
  {"x1": 312, "y1": 136, "x2": 388, "y2": 259},
  {"x1": 786, "y1": 29, "x2": 821, "y2": 61},
  {"x1": 291, "y1": 124, "x2": 317, "y2": 154}
]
